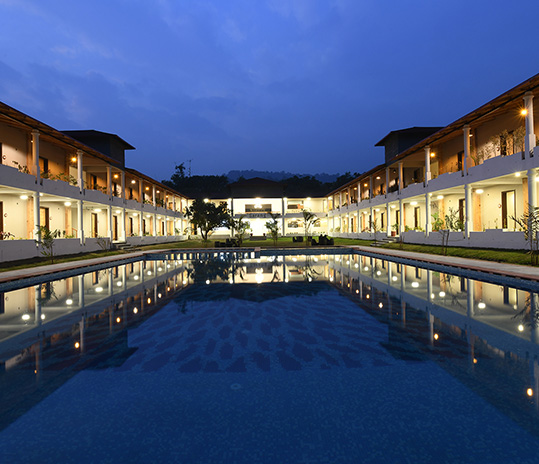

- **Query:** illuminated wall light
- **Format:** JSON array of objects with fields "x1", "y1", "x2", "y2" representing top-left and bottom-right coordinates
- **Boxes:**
[
  {"x1": 131, "y1": 179, "x2": 137, "y2": 184},
  {"x1": 203, "y1": 198, "x2": 209, "y2": 203},
  {"x1": 329, "y1": 277, "x2": 334, "y2": 282},
  {"x1": 41, "y1": 314, "x2": 45, "y2": 320},
  {"x1": 182, "y1": 280, "x2": 187, "y2": 285},
  {"x1": 477, "y1": 302, "x2": 486, "y2": 309},
  {"x1": 133, "y1": 307, "x2": 138, "y2": 314},
  {"x1": 167, "y1": 286, "x2": 170, "y2": 291},
  {"x1": 284, "y1": 278, "x2": 289, "y2": 283},
  {"x1": 157, "y1": 267, "x2": 163, "y2": 271},
  {"x1": 518, "y1": 324, "x2": 525, "y2": 332},
  {"x1": 132, "y1": 213, "x2": 138, "y2": 217},
  {"x1": 430, "y1": 152, "x2": 435, "y2": 158},
  {"x1": 411, "y1": 201, "x2": 418, "y2": 206},
  {"x1": 366, "y1": 294, "x2": 370, "y2": 299},
  {"x1": 39, "y1": 193, "x2": 43, "y2": 196},
  {"x1": 439, "y1": 291, "x2": 446, "y2": 297},
  {"x1": 355, "y1": 263, "x2": 359, "y2": 268},
  {"x1": 431, "y1": 293, "x2": 435, "y2": 299},
  {"x1": 437, "y1": 195, "x2": 444, "y2": 200},
  {"x1": 113, "y1": 174, "x2": 119, "y2": 179},
  {"x1": 346, "y1": 260, "x2": 350, "y2": 265},
  {"x1": 20, "y1": 195, "x2": 28, "y2": 200},
  {"x1": 206, "y1": 279, "x2": 210, "y2": 284},
  {"x1": 65, "y1": 202, "x2": 72, "y2": 207},
  {"x1": 71, "y1": 157, "x2": 77, "y2": 163},
  {"x1": 476, "y1": 189, "x2": 484, "y2": 194},
  {"x1": 95, "y1": 287, "x2": 103, "y2": 292},
  {"x1": 145, "y1": 187, "x2": 150, "y2": 191},
  {"x1": 115, "y1": 210, "x2": 121, "y2": 214},
  {"x1": 392, "y1": 276, "x2": 398, "y2": 281},
  {"x1": 473, "y1": 358, "x2": 478, "y2": 364},
  {"x1": 133, "y1": 275, "x2": 139, "y2": 280},
  {"x1": 378, "y1": 302, "x2": 383, "y2": 308},
  {"x1": 116, "y1": 281, "x2": 123, "y2": 287},
  {"x1": 94, "y1": 208, "x2": 102, "y2": 213},
  {"x1": 364, "y1": 266, "x2": 369, "y2": 271},
  {"x1": 433, "y1": 333, "x2": 439, "y2": 340},
  {"x1": 527, "y1": 388, "x2": 534, "y2": 397},
  {"x1": 66, "y1": 299, "x2": 73, "y2": 305},
  {"x1": 158, "y1": 293, "x2": 162, "y2": 298},
  {"x1": 75, "y1": 342, "x2": 80, "y2": 349},
  {"x1": 376, "y1": 271, "x2": 381, "y2": 276},
  {"x1": 515, "y1": 172, "x2": 521, "y2": 177},
  {"x1": 375, "y1": 208, "x2": 380, "y2": 212},
  {"x1": 521, "y1": 109, "x2": 528, "y2": 116},
  {"x1": 390, "y1": 205, "x2": 396, "y2": 209},
  {"x1": 22, "y1": 314, "x2": 30, "y2": 321},
  {"x1": 147, "y1": 298, "x2": 151, "y2": 304},
  {"x1": 411, "y1": 282, "x2": 419, "y2": 288},
  {"x1": 147, "y1": 271, "x2": 152, "y2": 276},
  {"x1": 356, "y1": 290, "x2": 359, "y2": 294},
  {"x1": 364, "y1": 183, "x2": 368, "y2": 187},
  {"x1": 116, "y1": 317, "x2": 121, "y2": 323},
  {"x1": 376, "y1": 176, "x2": 381, "y2": 180}
]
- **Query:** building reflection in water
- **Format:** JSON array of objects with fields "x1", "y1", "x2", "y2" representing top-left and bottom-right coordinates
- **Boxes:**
[{"x1": 1, "y1": 252, "x2": 539, "y2": 436}]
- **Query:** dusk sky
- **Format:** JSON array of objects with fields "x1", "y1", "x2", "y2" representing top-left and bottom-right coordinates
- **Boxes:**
[{"x1": 1, "y1": 0, "x2": 538, "y2": 182}]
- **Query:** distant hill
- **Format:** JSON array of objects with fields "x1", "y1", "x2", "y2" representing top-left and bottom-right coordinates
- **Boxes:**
[{"x1": 226, "y1": 170, "x2": 341, "y2": 183}]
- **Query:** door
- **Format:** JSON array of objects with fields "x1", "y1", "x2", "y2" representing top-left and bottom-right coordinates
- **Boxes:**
[
  {"x1": 501, "y1": 190, "x2": 515, "y2": 229},
  {"x1": 40, "y1": 207, "x2": 50, "y2": 230},
  {"x1": 91, "y1": 213, "x2": 98, "y2": 237},
  {"x1": 113, "y1": 215, "x2": 118, "y2": 241}
]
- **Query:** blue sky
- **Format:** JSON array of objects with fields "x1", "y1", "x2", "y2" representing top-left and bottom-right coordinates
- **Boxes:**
[{"x1": 1, "y1": 0, "x2": 538, "y2": 181}]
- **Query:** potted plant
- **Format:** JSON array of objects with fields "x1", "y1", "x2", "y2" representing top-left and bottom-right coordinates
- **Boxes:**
[{"x1": 391, "y1": 223, "x2": 399, "y2": 236}]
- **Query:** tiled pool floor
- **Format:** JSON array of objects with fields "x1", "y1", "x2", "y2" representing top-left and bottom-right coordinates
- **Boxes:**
[{"x1": 1, "y1": 282, "x2": 539, "y2": 463}]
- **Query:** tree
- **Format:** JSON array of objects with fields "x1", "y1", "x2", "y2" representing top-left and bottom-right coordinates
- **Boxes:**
[
  {"x1": 302, "y1": 210, "x2": 317, "y2": 244},
  {"x1": 265, "y1": 212, "x2": 281, "y2": 246},
  {"x1": 35, "y1": 226, "x2": 61, "y2": 263},
  {"x1": 228, "y1": 214, "x2": 251, "y2": 247},
  {"x1": 185, "y1": 199, "x2": 230, "y2": 245},
  {"x1": 369, "y1": 217, "x2": 381, "y2": 244},
  {"x1": 512, "y1": 206, "x2": 539, "y2": 265},
  {"x1": 432, "y1": 207, "x2": 465, "y2": 256}
]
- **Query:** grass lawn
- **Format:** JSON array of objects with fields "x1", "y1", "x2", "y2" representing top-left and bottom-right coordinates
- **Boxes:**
[{"x1": 0, "y1": 236, "x2": 533, "y2": 273}]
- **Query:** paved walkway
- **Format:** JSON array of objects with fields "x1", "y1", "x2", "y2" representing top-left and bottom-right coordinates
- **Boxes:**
[{"x1": 0, "y1": 245, "x2": 538, "y2": 284}]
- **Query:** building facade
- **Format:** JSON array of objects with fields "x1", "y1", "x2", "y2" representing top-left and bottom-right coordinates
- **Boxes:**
[{"x1": 0, "y1": 102, "x2": 189, "y2": 262}]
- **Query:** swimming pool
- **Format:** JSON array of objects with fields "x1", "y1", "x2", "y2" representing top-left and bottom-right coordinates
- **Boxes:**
[{"x1": 1, "y1": 252, "x2": 539, "y2": 463}]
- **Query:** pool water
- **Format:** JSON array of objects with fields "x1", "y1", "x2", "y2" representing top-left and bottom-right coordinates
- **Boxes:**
[{"x1": 1, "y1": 254, "x2": 539, "y2": 463}]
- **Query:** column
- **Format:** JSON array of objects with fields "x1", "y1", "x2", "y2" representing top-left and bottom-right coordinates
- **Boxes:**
[
  {"x1": 77, "y1": 150, "x2": 83, "y2": 193},
  {"x1": 106, "y1": 165, "x2": 112, "y2": 197},
  {"x1": 385, "y1": 167, "x2": 390, "y2": 197},
  {"x1": 369, "y1": 206, "x2": 374, "y2": 232},
  {"x1": 281, "y1": 197, "x2": 286, "y2": 235},
  {"x1": 108, "y1": 206, "x2": 113, "y2": 242},
  {"x1": 32, "y1": 130, "x2": 40, "y2": 181},
  {"x1": 138, "y1": 212, "x2": 143, "y2": 237},
  {"x1": 121, "y1": 171, "x2": 126, "y2": 200},
  {"x1": 121, "y1": 208, "x2": 126, "y2": 241},
  {"x1": 369, "y1": 176, "x2": 373, "y2": 201},
  {"x1": 398, "y1": 162, "x2": 403, "y2": 191},
  {"x1": 528, "y1": 169, "x2": 538, "y2": 208},
  {"x1": 424, "y1": 146, "x2": 431, "y2": 185},
  {"x1": 425, "y1": 193, "x2": 430, "y2": 237},
  {"x1": 386, "y1": 203, "x2": 391, "y2": 236},
  {"x1": 524, "y1": 91, "x2": 535, "y2": 158},
  {"x1": 465, "y1": 184, "x2": 472, "y2": 238},
  {"x1": 463, "y1": 125, "x2": 470, "y2": 175},
  {"x1": 78, "y1": 200, "x2": 84, "y2": 244},
  {"x1": 398, "y1": 198, "x2": 403, "y2": 235},
  {"x1": 153, "y1": 213, "x2": 157, "y2": 236},
  {"x1": 138, "y1": 179, "x2": 143, "y2": 204},
  {"x1": 152, "y1": 186, "x2": 156, "y2": 207},
  {"x1": 33, "y1": 194, "x2": 40, "y2": 239}
]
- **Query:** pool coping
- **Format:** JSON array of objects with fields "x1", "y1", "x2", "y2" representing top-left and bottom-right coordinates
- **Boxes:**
[{"x1": 0, "y1": 245, "x2": 538, "y2": 287}]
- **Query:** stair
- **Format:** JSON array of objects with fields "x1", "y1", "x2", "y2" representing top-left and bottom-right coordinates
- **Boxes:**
[{"x1": 370, "y1": 236, "x2": 399, "y2": 247}]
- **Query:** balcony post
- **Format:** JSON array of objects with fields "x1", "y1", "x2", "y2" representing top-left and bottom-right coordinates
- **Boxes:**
[
  {"x1": 106, "y1": 165, "x2": 112, "y2": 197},
  {"x1": 138, "y1": 179, "x2": 143, "y2": 204},
  {"x1": 424, "y1": 146, "x2": 431, "y2": 185},
  {"x1": 463, "y1": 125, "x2": 470, "y2": 175},
  {"x1": 121, "y1": 171, "x2": 126, "y2": 201},
  {"x1": 152, "y1": 186, "x2": 156, "y2": 207},
  {"x1": 385, "y1": 167, "x2": 390, "y2": 197},
  {"x1": 153, "y1": 213, "x2": 157, "y2": 237},
  {"x1": 31, "y1": 130, "x2": 40, "y2": 182},
  {"x1": 369, "y1": 176, "x2": 373, "y2": 201},
  {"x1": 77, "y1": 150, "x2": 83, "y2": 193},
  {"x1": 524, "y1": 91, "x2": 535, "y2": 158},
  {"x1": 398, "y1": 162, "x2": 403, "y2": 191}
]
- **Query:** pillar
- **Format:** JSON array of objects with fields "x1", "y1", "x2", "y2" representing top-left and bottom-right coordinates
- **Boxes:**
[
  {"x1": 425, "y1": 193, "x2": 430, "y2": 237},
  {"x1": 152, "y1": 186, "x2": 156, "y2": 207},
  {"x1": 463, "y1": 125, "x2": 470, "y2": 175},
  {"x1": 424, "y1": 146, "x2": 431, "y2": 185},
  {"x1": 77, "y1": 150, "x2": 83, "y2": 193},
  {"x1": 524, "y1": 91, "x2": 535, "y2": 158},
  {"x1": 465, "y1": 184, "x2": 472, "y2": 238},
  {"x1": 121, "y1": 208, "x2": 126, "y2": 241},
  {"x1": 386, "y1": 203, "x2": 391, "y2": 236},
  {"x1": 369, "y1": 176, "x2": 373, "y2": 200},
  {"x1": 385, "y1": 167, "x2": 390, "y2": 197},
  {"x1": 106, "y1": 165, "x2": 112, "y2": 197},
  {"x1": 31, "y1": 130, "x2": 40, "y2": 181},
  {"x1": 33, "y1": 194, "x2": 40, "y2": 239},
  {"x1": 398, "y1": 162, "x2": 403, "y2": 191},
  {"x1": 121, "y1": 171, "x2": 126, "y2": 200},
  {"x1": 138, "y1": 179, "x2": 143, "y2": 204},
  {"x1": 78, "y1": 200, "x2": 84, "y2": 244},
  {"x1": 398, "y1": 198, "x2": 403, "y2": 235},
  {"x1": 528, "y1": 169, "x2": 537, "y2": 208},
  {"x1": 107, "y1": 206, "x2": 113, "y2": 242}
]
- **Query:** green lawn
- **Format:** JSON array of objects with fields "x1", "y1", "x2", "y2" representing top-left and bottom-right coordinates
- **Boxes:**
[{"x1": 0, "y1": 236, "x2": 533, "y2": 273}]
